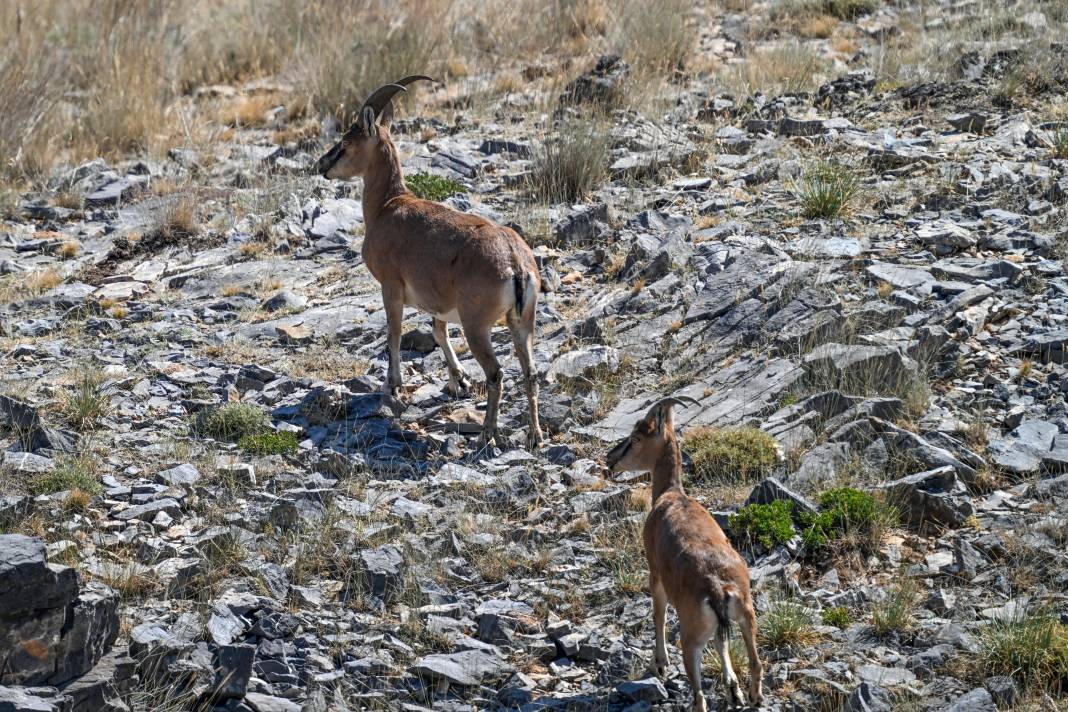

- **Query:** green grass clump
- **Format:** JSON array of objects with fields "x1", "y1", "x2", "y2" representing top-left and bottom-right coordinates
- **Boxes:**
[
  {"x1": 1053, "y1": 127, "x2": 1068, "y2": 160},
  {"x1": 821, "y1": 606, "x2": 851, "y2": 628},
  {"x1": 762, "y1": 597, "x2": 818, "y2": 648},
  {"x1": 239, "y1": 430, "x2": 299, "y2": 455},
  {"x1": 980, "y1": 609, "x2": 1068, "y2": 694},
  {"x1": 61, "y1": 369, "x2": 112, "y2": 431},
  {"x1": 871, "y1": 578, "x2": 920, "y2": 636},
  {"x1": 31, "y1": 457, "x2": 102, "y2": 496},
  {"x1": 793, "y1": 160, "x2": 860, "y2": 219},
  {"x1": 192, "y1": 402, "x2": 269, "y2": 442},
  {"x1": 797, "y1": 487, "x2": 895, "y2": 554},
  {"x1": 729, "y1": 500, "x2": 796, "y2": 551},
  {"x1": 683, "y1": 426, "x2": 781, "y2": 482},
  {"x1": 406, "y1": 172, "x2": 466, "y2": 202}
]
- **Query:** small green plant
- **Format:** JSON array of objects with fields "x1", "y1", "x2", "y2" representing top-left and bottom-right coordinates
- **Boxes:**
[
  {"x1": 797, "y1": 487, "x2": 895, "y2": 554},
  {"x1": 683, "y1": 427, "x2": 781, "y2": 482},
  {"x1": 192, "y1": 402, "x2": 269, "y2": 442},
  {"x1": 61, "y1": 369, "x2": 112, "y2": 430},
  {"x1": 239, "y1": 430, "x2": 299, "y2": 455},
  {"x1": 527, "y1": 117, "x2": 611, "y2": 204},
  {"x1": 1052, "y1": 127, "x2": 1068, "y2": 160},
  {"x1": 980, "y1": 608, "x2": 1068, "y2": 694},
  {"x1": 793, "y1": 160, "x2": 860, "y2": 219},
  {"x1": 762, "y1": 597, "x2": 818, "y2": 648},
  {"x1": 406, "y1": 172, "x2": 465, "y2": 202},
  {"x1": 821, "y1": 606, "x2": 851, "y2": 628},
  {"x1": 31, "y1": 457, "x2": 102, "y2": 496},
  {"x1": 871, "y1": 578, "x2": 920, "y2": 636},
  {"x1": 728, "y1": 500, "x2": 797, "y2": 551}
]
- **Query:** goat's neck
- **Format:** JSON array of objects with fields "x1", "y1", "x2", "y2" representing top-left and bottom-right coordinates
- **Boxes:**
[
  {"x1": 362, "y1": 136, "x2": 407, "y2": 226},
  {"x1": 651, "y1": 438, "x2": 685, "y2": 503}
]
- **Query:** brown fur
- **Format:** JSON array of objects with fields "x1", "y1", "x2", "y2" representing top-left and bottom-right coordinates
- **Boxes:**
[
  {"x1": 607, "y1": 403, "x2": 763, "y2": 711},
  {"x1": 317, "y1": 102, "x2": 542, "y2": 448}
]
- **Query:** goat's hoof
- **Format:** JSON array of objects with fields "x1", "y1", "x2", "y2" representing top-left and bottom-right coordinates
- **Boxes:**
[
  {"x1": 526, "y1": 429, "x2": 544, "y2": 449},
  {"x1": 648, "y1": 660, "x2": 667, "y2": 679},
  {"x1": 446, "y1": 376, "x2": 472, "y2": 397},
  {"x1": 726, "y1": 685, "x2": 746, "y2": 709}
]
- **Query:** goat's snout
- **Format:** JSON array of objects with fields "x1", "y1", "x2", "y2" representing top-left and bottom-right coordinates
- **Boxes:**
[
  {"x1": 605, "y1": 437, "x2": 630, "y2": 472},
  {"x1": 315, "y1": 142, "x2": 343, "y2": 178}
]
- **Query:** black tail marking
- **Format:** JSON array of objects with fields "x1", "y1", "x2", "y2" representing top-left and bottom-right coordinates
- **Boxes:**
[
  {"x1": 709, "y1": 591, "x2": 732, "y2": 634},
  {"x1": 513, "y1": 273, "x2": 525, "y2": 318}
]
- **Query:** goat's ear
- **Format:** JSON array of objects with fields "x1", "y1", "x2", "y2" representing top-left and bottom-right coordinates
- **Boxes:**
[
  {"x1": 362, "y1": 106, "x2": 378, "y2": 140},
  {"x1": 652, "y1": 403, "x2": 674, "y2": 436}
]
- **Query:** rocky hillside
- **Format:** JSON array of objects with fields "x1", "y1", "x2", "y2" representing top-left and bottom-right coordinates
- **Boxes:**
[{"x1": 1, "y1": 0, "x2": 1067, "y2": 711}]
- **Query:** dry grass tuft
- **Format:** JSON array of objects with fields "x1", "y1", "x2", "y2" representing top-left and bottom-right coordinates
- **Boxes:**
[
  {"x1": 280, "y1": 339, "x2": 370, "y2": 382},
  {"x1": 60, "y1": 367, "x2": 112, "y2": 431},
  {"x1": 527, "y1": 116, "x2": 611, "y2": 205},
  {"x1": 610, "y1": 0, "x2": 694, "y2": 80},
  {"x1": 217, "y1": 93, "x2": 280, "y2": 128},
  {"x1": 871, "y1": 577, "x2": 920, "y2": 636},
  {"x1": 721, "y1": 40, "x2": 829, "y2": 97}
]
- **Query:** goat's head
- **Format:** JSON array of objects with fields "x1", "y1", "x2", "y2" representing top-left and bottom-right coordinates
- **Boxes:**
[
  {"x1": 606, "y1": 396, "x2": 701, "y2": 473},
  {"x1": 316, "y1": 75, "x2": 435, "y2": 180}
]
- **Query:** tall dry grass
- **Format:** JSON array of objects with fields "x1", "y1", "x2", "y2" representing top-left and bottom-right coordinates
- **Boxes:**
[{"x1": 0, "y1": 0, "x2": 702, "y2": 187}]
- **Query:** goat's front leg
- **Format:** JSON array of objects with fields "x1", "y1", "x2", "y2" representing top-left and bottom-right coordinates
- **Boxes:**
[
  {"x1": 382, "y1": 287, "x2": 404, "y2": 395},
  {"x1": 650, "y1": 576, "x2": 669, "y2": 677}
]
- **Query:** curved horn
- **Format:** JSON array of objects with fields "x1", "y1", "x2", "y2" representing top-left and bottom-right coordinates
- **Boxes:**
[
  {"x1": 357, "y1": 83, "x2": 409, "y2": 122},
  {"x1": 393, "y1": 74, "x2": 437, "y2": 87},
  {"x1": 644, "y1": 395, "x2": 701, "y2": 420}
]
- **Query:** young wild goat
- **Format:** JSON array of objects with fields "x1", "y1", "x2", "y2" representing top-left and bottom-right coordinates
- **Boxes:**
[
  {"x1": 607, "y1": 396, "x2": 763, "y2": 711},
  {"x1": 315, "y1": 76, "x2": 542, "y2": 448}
]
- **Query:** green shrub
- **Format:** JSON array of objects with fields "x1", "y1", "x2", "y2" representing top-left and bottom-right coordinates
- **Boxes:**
[
  {"x1": 762, "y1": 597, "x2": 818, "y2": 648},
  {"x1": 793, "y1": 160, "x2": 860, "y2": 219},
  {"x1": 31, "y1": 457, "x2": 102, "y2": 496},
  {"x1": 239, "y1": 430, "x2": 299, "y2": 455},
  {"x1": 406, "y1": 172, "x2": 465, "y2": 202},
  {"x1": 980, "y1": 608, "x2": 1068, "y2": 693},
  {"x1": 821, "y1": 606, "x2": 851, "y2": 628},
  {"x1": 729, "y1": 500, "x2": 796, "y2": 550},
  {"x1": 871, "y1": 578, "x2": 920, "y2": 636},
  {"x1": 192, "y1": 403, "x2": 268, "y2": 442},
  {"x1": 683, "y1": 427, "x2": 780, "y2": 482},
  {"x1": 797, "y1": 487, "x2": 895, "y2": 553}
]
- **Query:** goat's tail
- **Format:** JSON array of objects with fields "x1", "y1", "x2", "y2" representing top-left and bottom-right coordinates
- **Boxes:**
[
  {"x1": 512, "y1": 269, "x2": 538, "y2": 320},
  {"x1": 707, "y1": 584, "x2": 737, "y2": 636}
]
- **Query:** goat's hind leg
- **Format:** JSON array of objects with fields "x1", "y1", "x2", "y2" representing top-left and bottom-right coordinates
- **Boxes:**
[
  {"x1": 735, "y1": 600, "x2": 764, "y2": 706},
  {"x1": 506, "y1": 311, "x2": 542, "y2": 448},
  {"x1": 714, "y1": 623, "x2": 745, "y2": 708},
  {"x1": 433, "y1": 318, "x2": 471, "y2": 396},
  {"x1": 462, "y1": 322, "x2": 502, "y2": 447},
  {"x1": 680, "y1": 607, "x2": 716, "y2": 712}
]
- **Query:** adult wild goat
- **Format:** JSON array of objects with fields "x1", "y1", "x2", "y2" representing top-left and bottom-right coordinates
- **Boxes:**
[
  {"x1": 607, "y1": 396, "x2": 763, "y2": 711},
  {"x1": 316, "y1": 76, "x2": 542, "y2": 448}
]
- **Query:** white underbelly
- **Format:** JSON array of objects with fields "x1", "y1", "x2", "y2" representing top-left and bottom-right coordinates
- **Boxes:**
[{"x1": 404, "y1": 285, "x2": 460, "y2": 323}]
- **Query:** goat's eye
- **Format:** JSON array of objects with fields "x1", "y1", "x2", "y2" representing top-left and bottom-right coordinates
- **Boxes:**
[{"x1": 341, "y1": 140, "x2": 350, "y2": 148}]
